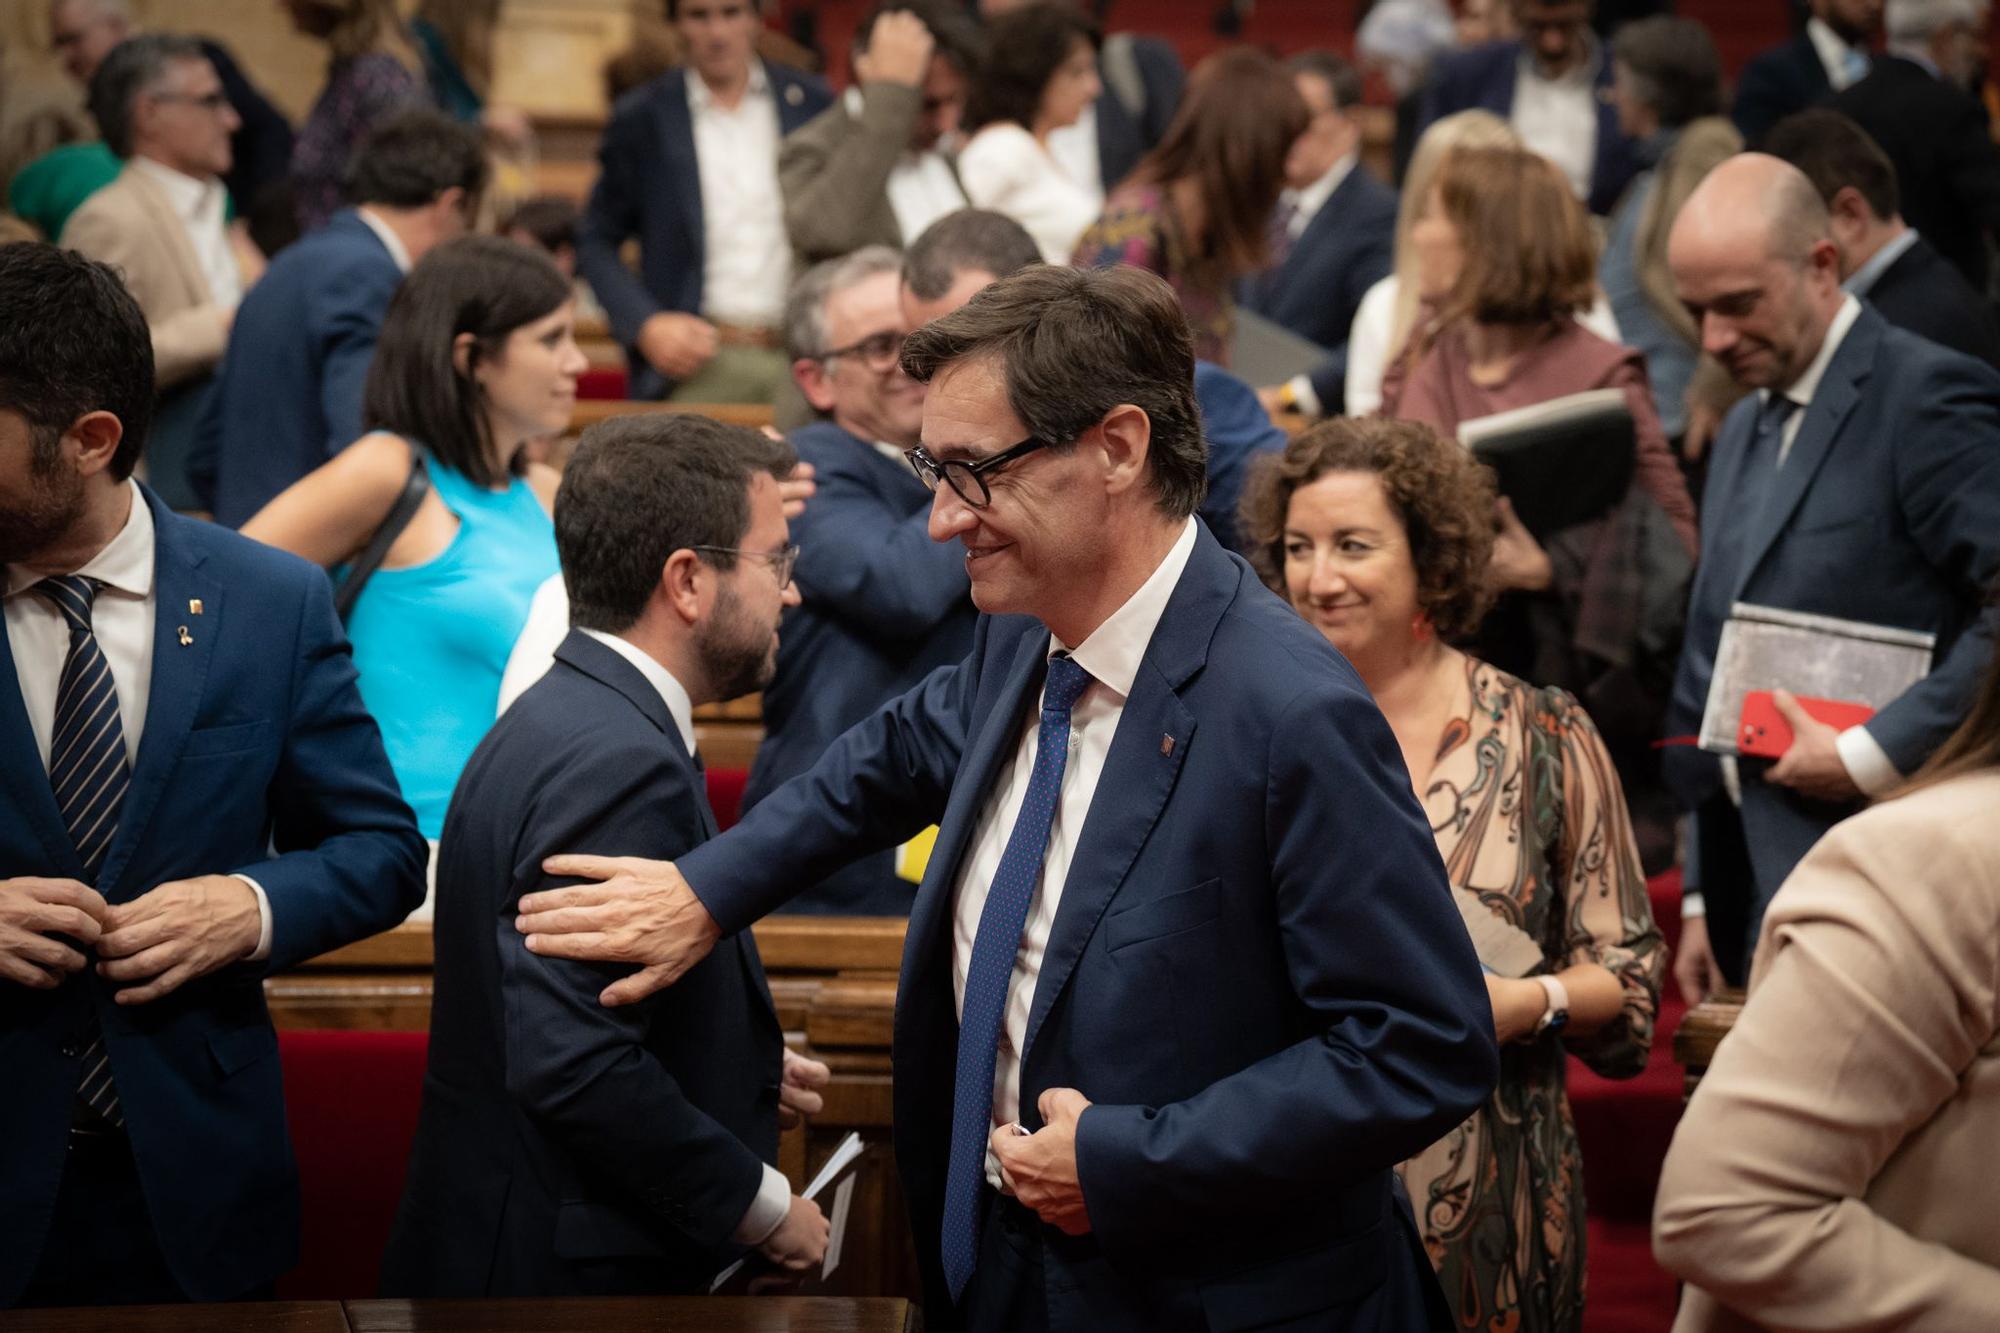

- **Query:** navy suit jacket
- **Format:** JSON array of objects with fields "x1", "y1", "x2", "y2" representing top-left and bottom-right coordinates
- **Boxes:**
[
  {"x1": 1732, "y1": 33, "x2": 1833, "y2": 147},
  {"x1": 743, "y1": 421, "x2": 975, "y2": 914},
  {"x1": 679, "y1": 525, "x2": 1496, "y2": 1331},
  {"x1": 1239, "y1": 167, "x2": 1398, "y2": 414},
  {"x1": 0, "y1": 489, "x2": 426, "y2": 1304},
  {"x1": 1094, "y1": 34, "x2": 1185, "y2": 190},
  {"x1": 1192, "y1": 362, "x2": 1287, "y2": 553},
  {"x1": 199, "y1": 209, "x2": 403, "y2": 527},
  {"x1": 382, "y1": 631, "x2": 783, "y2": 1296},
  {"x1": 1864, "y1": 232, "x2": 2000, "y2": 369},
  {"x1": 578, "y1": 64, "x2": 831, "y2": 400},
  {"x1": 1665, "y1": 307, "x2": 2000, "y2": 966},
  {"x1": 1417, "y1": 40, "x2": 1634, "y2": 214}
]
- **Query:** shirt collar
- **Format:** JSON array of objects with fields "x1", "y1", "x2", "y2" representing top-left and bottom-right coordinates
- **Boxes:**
[
  {"x1": 1769, "y1": 292, "x2": 1862, "y2": 412},
  {"x1": 355, "y1": 206, "x2": 413, "y2": 274},
  {"x1": 1807, "y1": 17, "x2": 1868, "y2": 86},
  {"x1": 1051, "y1": 518, "x2": 1198, "y2": 699},
  {"x1": 577, "y1": 628, "x2": 699, "y2": 757},
  {"x1": 1288, "y1": 151, "x2": 1356, "y2": 224},
  {"x1": 129, "y1": 154, "x2": 222, "y2": 219},
  {"x1": 4, "y1": 479, "x2": 155, "y2": 601},
  {"x1": 688, "y1": 61, "x2": 771, "y2": 114},
  {"x1": 1843, "y1": 227, "x2": 1921, "y2": 298}
]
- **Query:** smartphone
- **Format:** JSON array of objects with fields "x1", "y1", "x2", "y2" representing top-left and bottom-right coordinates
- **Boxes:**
[{"x1": 1738, "y1": 691, "x2": 1877, "y2": 759}]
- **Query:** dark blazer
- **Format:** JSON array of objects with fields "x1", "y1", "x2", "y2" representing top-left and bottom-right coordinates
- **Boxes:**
[
  {"x1": 382, "y1": 631, "x2": 784, "y2": 1297},
  {"x1": 577, "y1": 64, "x2": 831, "y2": 399},
  {"x1": 679, "y1": 526, "x2": 1497, "y2": 1331},
  {"x1": 743, "y1": 421, "x2": 975, "y2": 914},
  {"x1": 1416, "y1": 40, "x2": 1634, "y2": 214},
  {"x1": 1834, "y1": 55, "x2": 2000, "y2": 292},
  {"x1": 1238, "y1": 165, "x2": 1398, "y2": 414},
  {"x1": 1731, "y1": 33, "x2": 1833, "y2": 146},
  {"x1": 0, "y1": 489, "x2": 427, "y2": 1305},
  {"x1": 1192, "y1": 361, "x2": 1288, "y2": 553},
  {"x1": 200, "y1": 38, "x2": 294, "y2": 219},
  {"x1": 1664, "y1": 307, "x2": 2000, "y2": 977},
  {"x1": 198, "y1": 208, "x2": 402, "y2": 527},
  {"x1": 1862, "y1": 231, "x2": 2000, "y2": 368},
  {"x1": 1094, "y1": 34, "x2": 1184, "y2": 190}
]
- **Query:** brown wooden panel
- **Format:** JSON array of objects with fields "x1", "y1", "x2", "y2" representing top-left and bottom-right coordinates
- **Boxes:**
[
  {"x1": 343, "y1": 1297, "x2": 914, "y2": 1333},
  {"x1": 697, "y1": 694, "x2": 765, "y2": 722},
  {"x1": 308, "y1": 924, "x2": 434, "y2": 969},
  {"x1": 752, "y1": 918, "x2": 907, "y2": 973},
  {"x1": 1672, "y1": 988, "x2": 1746, "y2": 1100},
  {"x1": 0, "y1": 1303, "x2": 351, "y2": 1333},
  {"x1": 807, "y1": 981, "x2": 896, "y2": 1049},
  {"x1": 568, "y1": 400, "x2": 776, "y2": 432},
  {"x1": 694, "y1": 723, "x2": 763, "y2": 773}
]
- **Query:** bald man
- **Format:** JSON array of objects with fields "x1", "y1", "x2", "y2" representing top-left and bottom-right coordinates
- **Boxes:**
[{"x1": 1663, "y1": 152, "x2": 2000, "y2": 1000}]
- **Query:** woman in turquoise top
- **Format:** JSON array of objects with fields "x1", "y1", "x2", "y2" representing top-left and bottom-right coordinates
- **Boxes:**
[{"x1": 244, "y1": 235, "x2": 583, "y2": 838}]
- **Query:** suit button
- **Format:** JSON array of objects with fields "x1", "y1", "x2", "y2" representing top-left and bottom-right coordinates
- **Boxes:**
[{"x1": 60, "y1": 1041, "x2": 83, "y2": 1059}]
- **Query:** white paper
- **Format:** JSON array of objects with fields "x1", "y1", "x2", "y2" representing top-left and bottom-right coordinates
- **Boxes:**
[
  {"x1": 709, "y1": 1132, "x2": 868, "y2": 1293},
  {"x1": 822, "y1": 1173, "x2": 857, "y2": 1279}
]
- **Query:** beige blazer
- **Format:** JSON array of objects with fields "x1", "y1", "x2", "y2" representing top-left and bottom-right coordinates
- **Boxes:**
[
  {"x1": 1654, "y1": 768, "x2": 2000, "y2": 1331},
  {"x1": 780, "y1": 81, "x2": 943, "y2": 267},
  {"x1": 60, "y1": 162, "x2": 237, "y2": 389}
]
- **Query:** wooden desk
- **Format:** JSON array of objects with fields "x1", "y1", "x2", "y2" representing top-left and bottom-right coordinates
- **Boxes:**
[
  {"x1": 0, "y1": 1303, "x2": 350, "y2": 1333},
  {"x1": 0, "y1": 1298, "x2": 919, "y2": 1333}
]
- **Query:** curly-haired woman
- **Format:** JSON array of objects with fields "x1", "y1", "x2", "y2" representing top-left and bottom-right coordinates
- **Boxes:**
[{"x1": 1240, "y1": 415, "x2": 1665, "y2": 1332}]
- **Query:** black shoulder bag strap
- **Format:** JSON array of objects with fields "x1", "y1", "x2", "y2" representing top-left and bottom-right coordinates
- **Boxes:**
[{"x1": 334, "y1": 446, "x2": 431, "y2": 624}]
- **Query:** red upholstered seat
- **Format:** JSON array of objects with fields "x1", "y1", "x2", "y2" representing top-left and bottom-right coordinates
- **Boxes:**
[
  {"x1": 707, "y1": 767, "x2": 749, "y2": 830},
  {"x1": 577, "y1": 366, "x2": 629, "y2": 400}
]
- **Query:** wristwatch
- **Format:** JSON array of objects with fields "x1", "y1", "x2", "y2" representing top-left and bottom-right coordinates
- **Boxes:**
[{"x1": 1529, "y1": 974, "x2": 1570, "y2": 1040}]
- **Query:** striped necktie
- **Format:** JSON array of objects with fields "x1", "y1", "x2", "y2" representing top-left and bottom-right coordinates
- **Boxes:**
[{"x1": 36, "y1": 575, "x2": 128, "y2": 1126}]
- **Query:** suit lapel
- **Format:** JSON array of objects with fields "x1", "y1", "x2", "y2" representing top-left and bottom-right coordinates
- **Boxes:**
[
  {"x1": 1731, "y1": 312, "x2": 1878, "y2": 599},
  {"x1": 654, "y1": 71, "x2": 704, "y2": 253},
  {"x1": 0, "y1": 606, "x2": 85, "y2": 877},
  {"x1": 100, "y1": 495, "x2": 221, "y2": 896}
]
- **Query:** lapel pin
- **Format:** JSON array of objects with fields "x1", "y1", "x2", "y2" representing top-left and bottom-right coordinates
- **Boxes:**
[
  {"x1": 784, "y1": 84, "x2": 804, "y2": 106},
  {"x1": 1160, "y1": 734, "x2": 1175, "y2": 756},
  {"x1": 188, "y1": 598, "x2": 203, "y2": 615},
  {"x1": 177, "y1": 625, "x2": 193, "y2": 647}
]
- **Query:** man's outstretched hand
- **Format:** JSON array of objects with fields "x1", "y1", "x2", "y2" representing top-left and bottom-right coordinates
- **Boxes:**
[{"x1": 519, "y1": 856, "x2": 721, "y2": 1005}]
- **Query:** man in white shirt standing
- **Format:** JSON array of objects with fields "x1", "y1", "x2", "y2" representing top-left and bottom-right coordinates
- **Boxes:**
[
  {"x1": 579, "y1": 0, "x2": 831, "y2": 404},
  {"x1": 1732, "y1": 0, "x2": 1881, "y2": 144},
  {"x1": 63, "y1": 34, "x2": 258, "y2": 509},
  {"x1": 513, "y1": 264, "x2": 1496, "y2": 1331}
]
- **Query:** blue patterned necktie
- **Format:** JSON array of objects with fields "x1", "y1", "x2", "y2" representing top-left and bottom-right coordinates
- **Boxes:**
[
  {"x1": 940, "y1": 652, "x2": 1094, "y2": 1301},
  {"x1": 36, "y1": 575, "x2": 128, "y2": 1127}
]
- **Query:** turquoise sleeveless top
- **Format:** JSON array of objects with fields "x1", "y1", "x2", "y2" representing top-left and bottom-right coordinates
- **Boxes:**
[{"x1": 346, "y1": 459, "x2": 558, "y2": 837}]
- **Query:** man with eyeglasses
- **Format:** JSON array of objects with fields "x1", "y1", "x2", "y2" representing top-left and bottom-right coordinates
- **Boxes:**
[
  {"x1": 740, "y1": 245, "x2": 979, "y2": 913},
  {"x1": 61, "y1": 34, "x2": 260, "y2": 510},
  {"x1": 384, "y1": 413, "x2": 834, "y2": 1298},
  {"x1": 517, "y1": 264, "x2": 1495, "y2": 1331}
]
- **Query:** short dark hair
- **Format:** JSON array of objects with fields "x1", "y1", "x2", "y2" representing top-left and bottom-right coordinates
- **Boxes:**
[
  {"x1": 504, "y1": 195, "x2": 580, "y2": 254},
  {"x1": 557, "y1": 413, "x2": 799, "y2": 634},
  {"x1": 88, "y1": 33, "x2": 208, "y2": 159},
  {"x1": 963, "y1": 1, "x2": 1099, "y2": 136},
  {"x1": 901, "y1": 208, "x2": 1042, "y2": 299},
  {"x1": 900, "y1": 264, "x2": 1205, "y2": 520},
  {"x1": 0, "y1": 242, "x2": 153, "y2": 480},
  {"x1": 341, "y1": 108, "x2": 489, "y2": 210},
  {"x1": 361, "y1": 236, "x2": 572, "y2": 487},
  {"x1": 1610, "y1": 16, "x2": 1723, "y2": 129},
  {"x1": 1287, "y1": 50, "x2": 1362, "y2": 109},
  {"x1": 1763, "y1": 108, "x2": 1901, "y2": 221},
  {"x1": 855, "y1": 0, "x2": 985, "y2": 74},
  {"x1": 1239, "y1": 417, "x2": 1498, "y2": 638}
]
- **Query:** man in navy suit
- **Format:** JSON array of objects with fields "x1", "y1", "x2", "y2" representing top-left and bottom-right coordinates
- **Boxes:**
[
  {"x1": 199, "y1": 109, "x2": 485, "y2": 527},
  {"x1": 0, "y1": 244, "x2": 426, "y2": 1307},
  {"x1": 518, "y1": 265, "x2": 1497, "y2": 1331},
  {"x1": 1663, "y1": 154, "x2": 2000, "y2": 1003},
  {"x1": 1416, "y1": 0, "x2": 1636, "y2": 213},
  {"x1": 749, "y1": 245, "x2": 975, "y2": 914},
  {"x1": 1732, "y1": 0, "x2": 1879, "y2": 146},
  {"x1": 382, "y1": 415, "x2": 830, "y2": 1296},
  {"x1": 1246, "y1": 52, "x2": 1397, "y2": 419},
  {"x1": 578, "y1": 0, "x2": 830, "y2": 404}
]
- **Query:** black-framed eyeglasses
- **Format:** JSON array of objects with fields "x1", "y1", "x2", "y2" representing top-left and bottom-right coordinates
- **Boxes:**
[
  {"x1": 690, "y1": 544, "x2": 801, "y2": 587},
  {"x1": 818, "y1": 330, "x2": 906, "y2": 372},
  {"x1": 904, "y1": 437, "x2": 1054, "y2": 509}
]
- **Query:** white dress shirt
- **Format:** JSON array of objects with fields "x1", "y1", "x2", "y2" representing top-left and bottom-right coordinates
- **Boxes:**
[
  {"x1": 840, "y1": 87, "x2": 968, "y2": 243},
  {"x1": 356, "y1": 206, "x2": 415, "y2": 274},
  {"x1": 1510, "y1": 45, "x2": 1601, "y2": 202},
  {"x1": 130, "y1": 154, "x2": 240, "y2": 307},
  {"x1": 1808, "y1": 16, "x2": 1871, "y2": 91},
  {"x1": 689, "y1": 64, "x2": 791, "y2": 328},
  {"x1": 573, "y1": 627, "x2": 791, "y2": 1246},
  {"x1": 951, "y1": 518, "x2": 1197, "y2": 1186},
  {"x1": 1045, "y1": 101, "x2": 1106, "y2": 206},
  {"x1": 958, "y1": 123, "x2": 1102, "y2": 264},
  {"x1": 2, "y1": 481, "x2": 272, "y2": 956}
]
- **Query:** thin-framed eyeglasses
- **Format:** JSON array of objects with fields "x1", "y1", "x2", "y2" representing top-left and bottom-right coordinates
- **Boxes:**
[
  {"x1": 149, "y1": 91, "x2": 233, "y2": 114},
  {"x1": 818, "y1": 330, "x2": 907, "y2": 373},
  {"x1": 904, "y1": 436, "x2": 1055, "y2": 509},
  {"x1": 690, "y1": 544, "x2": 801, "y2": 587}
]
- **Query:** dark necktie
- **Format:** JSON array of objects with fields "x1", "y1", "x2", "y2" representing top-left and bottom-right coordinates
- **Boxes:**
[
  {"x1": 1267, "y1": 195, "x2": 1300, "y2": 269},
  {"x1": 940, "y1": 653, "x2": 1094, "y2": 1301},
  {"x1": 1730, "y1": 393, "x2": 1799, "y2": 552},
  {"x1": 36, "y1": 575, "x2": 129, "y2": 1127}
]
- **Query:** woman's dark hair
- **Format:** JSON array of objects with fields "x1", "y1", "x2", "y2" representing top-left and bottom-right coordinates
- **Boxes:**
[
  {"x1": 1611, "y1": 16, "x2": 1722, "y2": 130},
  {"x1": 1126, "y1": 47, "x2": 1309, "y2": 282},
  {"x1": 1239, "y1": 416, "x2": 1498, "y2": 639},
  {"x1": 962, "y1": 2, "x2": 1099, "y2": 136},
  {"x1": 361, "y1": 235, "x2": 572, "y2": 487}
]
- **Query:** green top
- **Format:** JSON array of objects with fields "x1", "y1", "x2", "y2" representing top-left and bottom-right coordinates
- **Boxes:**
[{"x1": 7, "y1": 141, "x2": 120, "y2": 240}]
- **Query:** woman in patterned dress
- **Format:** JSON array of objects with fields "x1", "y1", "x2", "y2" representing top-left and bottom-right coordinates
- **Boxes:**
[{"x1": 1239, "y1": 416, "x2": 1665, "y2": 1331}]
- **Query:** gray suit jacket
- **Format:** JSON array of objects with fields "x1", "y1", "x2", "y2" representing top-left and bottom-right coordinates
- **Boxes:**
[{"x1": 779, "y1": 82, "x2": 958, "y2": 266}]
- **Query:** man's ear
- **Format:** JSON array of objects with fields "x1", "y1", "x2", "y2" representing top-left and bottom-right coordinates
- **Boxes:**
[
  {"x1": 792, "y1": 357, "x2": 838, "y2": 414},
  {"x1": 660, "y1": 547, "x2": 708, "y2": 625},
  {"x1": 67, "y1": 410, "x2": 124, "y2": 479},
  {"x1": 1094, "y1": 403, "x2": 1153, "y2": 498}
]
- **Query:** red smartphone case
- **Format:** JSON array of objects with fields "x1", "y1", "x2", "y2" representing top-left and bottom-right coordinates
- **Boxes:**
[{"x1": 1738, "y1": 691, "x2": 1878, "y2": 759}]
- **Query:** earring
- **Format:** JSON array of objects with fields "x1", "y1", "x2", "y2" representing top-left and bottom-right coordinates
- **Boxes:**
[{"x1": 1411, "y1": 613, "x2": 1433, "y2": 642}]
